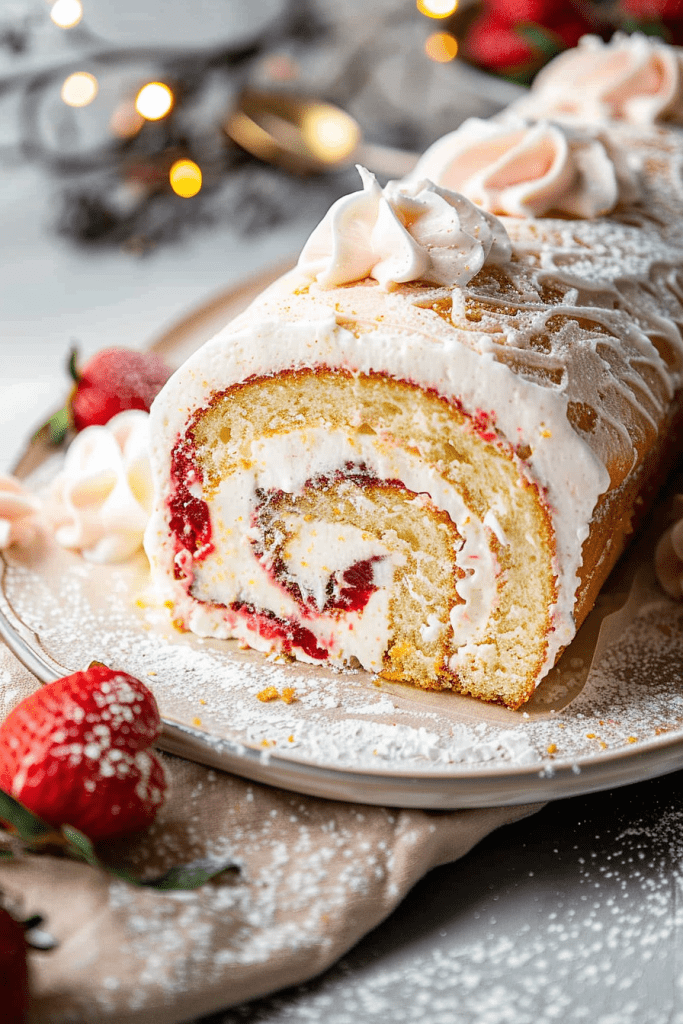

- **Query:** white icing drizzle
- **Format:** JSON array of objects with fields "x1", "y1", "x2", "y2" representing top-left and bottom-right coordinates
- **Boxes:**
[
  {"x1": 514, "y1": 32, "x2": 683, "y2": 126},
  {"x1": 297, "y1": 165, "x2": 511, "y2": 290},
  {"x1": 53, "y1": 410, "x2": 153, "y2": 563},
  {"x1": 405, "y1": 118, "x2": 619, "y2": 219}
]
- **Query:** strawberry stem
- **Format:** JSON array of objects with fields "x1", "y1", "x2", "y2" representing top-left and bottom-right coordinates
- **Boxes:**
[{"x1": 67, "y1": 346, "x2": 80, "y2": 384}]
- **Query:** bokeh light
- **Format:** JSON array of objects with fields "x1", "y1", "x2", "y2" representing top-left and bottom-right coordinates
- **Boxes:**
[
  {"x1": 135, "y1": 82, "x2": 174, "y2": 121},
  {"x1": 417, "y1": 0, "x2": 458, "y2": 18},
  {"x1": 169, "y1": 159, "x2": 202, "y2": 198},
  {"x1": 424, "y1": 31, "x2": 459, "y2": 62},
  {"x1": 60, "y1": 72, "x2": 98, "y2": 108},
  {"x1": 301, "y1": 108, "x2": 360, "y2": 164},
  {"x1": 50, "y1": 0, "x2": 83, "y2": 28}
]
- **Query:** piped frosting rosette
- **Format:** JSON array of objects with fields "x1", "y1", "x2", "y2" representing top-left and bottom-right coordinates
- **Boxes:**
[
  {"x1": 402, "y1": 118, "x2": 620, "y2": 219},
  {"x1": 52, "y1": 409, "x2": 153, "y2": 563},
  {"x1": 142, "y1": 160, "x2": 683, "y2": 711},
  {"x1": 513, "y1": 32, "x2": 683, "y2": 126},
  {"x1": 0, "y1": 476, "x2": 43, "y2": 549}
]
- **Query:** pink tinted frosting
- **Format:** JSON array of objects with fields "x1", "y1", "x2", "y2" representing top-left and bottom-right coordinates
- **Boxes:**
[
  {"x1": 406, "y1": 118, "x2": 619, "y2": 219},
  {"x1": 515, "y1": 32, "x2": 683, "y2": 126},
  {"x1": 51, "y1": 409, "x2": 153, "y2": 563},
  {"x1": 0, "y1": 475, "x2": 43, "y2": 549}
]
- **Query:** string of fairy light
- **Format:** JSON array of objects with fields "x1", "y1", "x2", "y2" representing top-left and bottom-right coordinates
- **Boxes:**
[
  {"x1": 417, "y1": 0, "x2": 460, "y2": 63},
  {"x1": 37, "y1": 0, "x2": 462, "y2": 224}
]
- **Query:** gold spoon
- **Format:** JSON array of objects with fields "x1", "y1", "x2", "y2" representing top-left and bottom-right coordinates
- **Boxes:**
[{"x1": 225, "y1": 89, "x2": 419, "y2": 178}]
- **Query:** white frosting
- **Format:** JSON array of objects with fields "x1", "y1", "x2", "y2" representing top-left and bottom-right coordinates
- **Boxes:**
[
  {"x1": 514, "y1": 33, "x2": 683, "y2": 126},
  {"x1": 144, "y1": 303, "x2": 611, "y2": 682},
  {"x1": 0, "y1": 475, "x2": 43, "y2": 549},
  {"x1": 52, "y1": 410, "x2": 153, "y2": 563},
  {"x1": 297, "y1": 165, "x2": 511, "y2": 290},
  {"x1": 144, "y1": 86, "x2": 683, "y2": 698},
  {"x1": 405, "y1": 118, "x2": 619, "y2": 219}
]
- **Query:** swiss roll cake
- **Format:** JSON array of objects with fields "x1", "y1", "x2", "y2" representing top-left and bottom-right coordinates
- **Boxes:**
[{"x1": 144, "y1": 35, "x2": 683, "y2": 709}]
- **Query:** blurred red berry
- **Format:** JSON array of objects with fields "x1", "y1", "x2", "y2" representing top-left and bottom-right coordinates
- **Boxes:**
[
  {"x1": 464, "y1": 13, "x2": 538, "y2": 73},
  {"x1": 620, "y1": 0, "x2": 683, "y2": 15},
  {"x1": 70, "y1": 348, "x2": 172, "y2": 432},
  {"x1": 482, "y1": 0, "x2": 563, "y2": 26}
]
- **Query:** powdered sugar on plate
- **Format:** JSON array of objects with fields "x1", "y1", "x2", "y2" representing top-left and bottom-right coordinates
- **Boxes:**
[{"x1": 1, "y1": 483, "x2": 682, "y2": 807}]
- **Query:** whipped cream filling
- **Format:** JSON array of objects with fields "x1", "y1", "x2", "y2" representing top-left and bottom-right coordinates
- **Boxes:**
[
  {"x1": 53, "y1": 410, "x2": 152, "y2": 563},
  {"x1": 145, "y1": 311, "x2": 610, "y2": 681},
  {"x1": 405, "y1": 118, "x2": 619, "y2": 219},
  {"x1": 513, "y1": 32, "x2": 683, "y2": 126},
  {"x1": 297, "y1": 165, "x2": 511, "y2": 290},
  {"x1": 186, "y1": 426, "x2": 496, "y2": 672}
]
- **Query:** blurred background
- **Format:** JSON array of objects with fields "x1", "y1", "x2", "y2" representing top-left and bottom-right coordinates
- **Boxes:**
[{"x1": 0, "y1": 0, "x2": 679, "y2": 467}]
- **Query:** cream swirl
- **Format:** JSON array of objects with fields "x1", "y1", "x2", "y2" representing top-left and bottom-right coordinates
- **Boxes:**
[
  {"x1": 52, "y1": 409, "x2": 153, "y2": 563},
  {"x1": 655, "y1": 497, "x2": 683, "y2": 599},
  {"x1": 0, "y1": 475, "x2": 43, "y2": 549},
  {"x1": 297, "y1": 165, "x2": 511, "y2": 290},
  {"x1": 405, "y1": 118, "x2": 619, "y2": 219},
  {"x1": 515, "y1": 33, "x2": 683, "y2": 126}
]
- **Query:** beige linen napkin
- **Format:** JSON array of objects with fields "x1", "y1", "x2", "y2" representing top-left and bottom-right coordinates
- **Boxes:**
[{"x1": 0, "y1": 642, "x2": 541, "y2": 1024}]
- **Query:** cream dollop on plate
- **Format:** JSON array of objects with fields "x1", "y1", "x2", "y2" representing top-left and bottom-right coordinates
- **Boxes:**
[
  {"x1": 297, "y1": 165, "x2": 511, "y2": 290},
  {"x1": 405, "y1": 117, "x2": 619, "y2": 219},
  {"x1": 0, "y1": 475, "x2": 43, "y2": 549},
  {"x1": 52, "y1": 409, "x2": 153, "y2": 563},
  {"x1": 514, "y1": 32, "x2": 683, "y2": 126}
]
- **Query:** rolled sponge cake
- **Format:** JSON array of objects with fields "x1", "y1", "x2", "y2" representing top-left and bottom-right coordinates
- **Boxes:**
[{"x1": 144, "y1": 88, "x2": 683, "y2": 710}]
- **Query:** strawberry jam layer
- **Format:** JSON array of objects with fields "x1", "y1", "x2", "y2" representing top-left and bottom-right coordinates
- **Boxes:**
[
  {"x1": 250, "y1": 463, "x2": 404, "y2": 616},
  {"x1": 231, "y1": 602, "x2": 329, "y2": 661},
  {"x1": 326, "y1": 557, "x2": 380, "y2": 614},
  {"x1": 169, "y1": 438, "x2": 213, "y2": 571}
]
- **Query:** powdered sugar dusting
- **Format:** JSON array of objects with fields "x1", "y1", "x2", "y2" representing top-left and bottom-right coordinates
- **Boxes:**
[
  {"x1": 210, "y1": 780, "x2": 683, "y2": 1024},
  {"x1": 2, "y1": 508, "x2": 682, "y2": 798}
]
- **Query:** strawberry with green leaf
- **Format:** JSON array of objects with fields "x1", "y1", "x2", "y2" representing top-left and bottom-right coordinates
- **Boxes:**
[{"x1": 44, "y1": 347, "x2": 172, "y2": 444}]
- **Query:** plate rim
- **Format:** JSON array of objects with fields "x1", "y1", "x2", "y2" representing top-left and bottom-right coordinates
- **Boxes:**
[{"x1": 3, "y1": 546, "x2": 683, "y2": 810}]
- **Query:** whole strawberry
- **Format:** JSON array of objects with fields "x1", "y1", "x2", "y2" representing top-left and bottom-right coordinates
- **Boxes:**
[
  {"x1": 0, "y1": 666, "x2": 167, "y2": 842},
  {"x1": 70, "y1": 347, "x2": 172, "y2": 431},
  {"x1": 0, "y1": 907, "x2": 29, "y2": 1024}
]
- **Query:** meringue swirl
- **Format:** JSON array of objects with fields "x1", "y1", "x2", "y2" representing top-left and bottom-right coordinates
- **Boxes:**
[
  {"x1": 52, "y1": 409, "x2": 153, "y2": 563},
  {"x1": 515, "y1": 32, "x2": 683, "y2": 126},
  {"x1": 297, "y1": 165, "x2": 511, "y2": 290},
  {"x1": 0, "y1": 475, "x2": 43, "y2": 549},
  {"x1": 406, "y1": 118, "x2": 619, "y2": 220}
]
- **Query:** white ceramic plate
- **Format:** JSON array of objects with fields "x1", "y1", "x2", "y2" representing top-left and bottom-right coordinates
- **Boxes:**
[{"x1": 2, "y1": 270, "x2": 683, "y2": 809}]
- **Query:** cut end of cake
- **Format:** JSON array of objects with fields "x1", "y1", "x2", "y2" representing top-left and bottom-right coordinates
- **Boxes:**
[{"x1": 147, "y1": 365, "x2": 557, "y2": 710}]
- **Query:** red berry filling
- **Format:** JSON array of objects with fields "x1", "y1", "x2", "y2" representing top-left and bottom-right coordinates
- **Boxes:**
[
  {"x1": 231, "y1": 602, "x2": 329, "y2": 660},
  {"x1": 169, "y1": 438, "x2": 213, "y2": 573}
]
